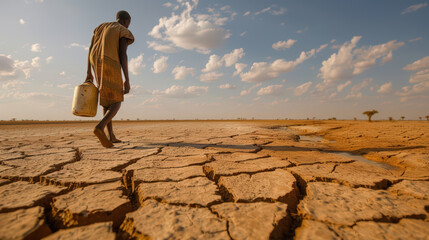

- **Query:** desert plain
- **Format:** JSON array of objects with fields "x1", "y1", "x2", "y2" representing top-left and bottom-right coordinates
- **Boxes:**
[{"x1": 0, "y1": 120, "x2": 428, "y2": 240}]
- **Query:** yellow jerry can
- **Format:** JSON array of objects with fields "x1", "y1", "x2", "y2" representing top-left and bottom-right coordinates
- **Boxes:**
[{"x1": 72, "y1": 80, "x2": 98, "y2": 117}]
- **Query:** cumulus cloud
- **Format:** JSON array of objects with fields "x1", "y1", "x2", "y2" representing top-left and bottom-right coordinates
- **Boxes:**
[
  {"x1": 200, "y1": 71, "x2": 223, "y2": 82},
  {"x1": 202, "y1": 55, "x2": 223, "y2": 72},
  {"x1": 219, "y1": 83, "x2": 236, "y2": 89},
  {"x1": 172, "y1": 66, "x2": 196, "y2": 80},
  {"x1": 57, "y1": 83, "x2": 71, "y2": 89},
  {"x1": 257, "y1": 84, "x2": 283, "y2": 96},
  {"x1": 0, "y1": 54, "x2": 33, "y2": 81},
  {"x1": 401, "y1": 3, "x2": 427, "y2": 15},
  {"x1": 148, "y1": 1, "x2": 230, "y2": 52},
  {"x1": 129, "y1": 54, "x2": 145, "y2": 75},
  {"x1": 398, "y1": 56, "x2": 429, "y2": 101},
  {"x1": 233, "y1": 63, "x2": 247, "y2": 76},
  {"x1": 31, "y1": 43, "x2": 42, "y2": 52},
  {"x1": 377, "y1": 82, "x2": 392, "y2": 94},
  {"x1": 223, "y1": 48, "x2": 245, "y2": 67},
  {"x1": 240, "y1": 83, "x2": 261, "y2": 96},
  {"x1": 147, "y1": 41, "x2": 177, "y2": 53},
  {"x1": 317, "y1": 36, "x2": 404, "y2": 91},
  {"x1": 19, "y1": 19, "x2": 25, "y2": 24},
  {"x1": 202, "y1": 48, "x2": 245, "y2": 72},
  {"x1": 272, "y1": 39, "x2": 296, "y2": 50},
  {"x1": 152, "y1": 56, "x2": 169, "y2": 73},
  {"x1": 68, "y1": 43, "x2": 89, "y2": 51},
  {"x1": 345, "y1": 78, "x2": 372, "y2": 99},
  {"x1": 46, "y1": 56, "x2": 53, "y2": 64},
  {"x1": 152, "y1": 85, "x2": 208, "y2": 98},
  {"x1": 31, "y1": 57, "x2": 41, "y2": 68},
  {"x1": 2, "y1": 80, "x2": 24, "y2": 90},
  {"x1": 240, "y1": 48, "x2": 317, "y2": 83},
  {"x1": 294, "y1": 81, "x2": 312, "y2": 96}
]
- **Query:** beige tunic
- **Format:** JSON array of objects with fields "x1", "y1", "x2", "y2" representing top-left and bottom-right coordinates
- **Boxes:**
[{"x1": 90, "y1": 22, "x2": 134, "y2": 107}]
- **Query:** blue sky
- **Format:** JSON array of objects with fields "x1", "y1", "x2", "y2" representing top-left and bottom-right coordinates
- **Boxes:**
[{"x1": 1, "y1": 0, "x2": 428, "y2": 120}]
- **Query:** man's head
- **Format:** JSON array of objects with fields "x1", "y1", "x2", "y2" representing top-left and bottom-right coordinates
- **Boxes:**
[{"x1": 116, "y1": 10, "x2": 131, "y2": 28}]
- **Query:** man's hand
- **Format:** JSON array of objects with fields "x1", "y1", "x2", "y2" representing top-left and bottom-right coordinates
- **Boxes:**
[
  {"x1": 124, "y1": 81, "x2": 130, "y2": 94},
  {"x1": 86, "y1": 72, "x2": 93, "y2": 83}
]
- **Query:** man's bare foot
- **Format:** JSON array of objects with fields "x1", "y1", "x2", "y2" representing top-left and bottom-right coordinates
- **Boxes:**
[
  {"x1": 111, "y1": 138, "x2": 122, "y2": 143},
  {"x1": 93, "y1": 128, "x2": 113, "y2": 148}
]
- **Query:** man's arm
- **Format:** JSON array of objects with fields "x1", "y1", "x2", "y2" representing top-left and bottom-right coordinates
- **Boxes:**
[
  {"x1": 86, "y1": 36, "x2": 95, "y2": 82},
  {"x1": 119, "y1": 37, "x2": 130, "y2": 94}
]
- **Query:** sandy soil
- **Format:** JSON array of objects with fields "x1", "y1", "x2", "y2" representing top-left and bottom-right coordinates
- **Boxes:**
[{"x1": 0, "y1": 120, "x2": 428, "y2": 239}]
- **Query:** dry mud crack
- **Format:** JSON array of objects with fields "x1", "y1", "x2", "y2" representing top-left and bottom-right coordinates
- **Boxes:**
[{"x1": 0, "y1": 120, "x2": 428, "y2": 239}]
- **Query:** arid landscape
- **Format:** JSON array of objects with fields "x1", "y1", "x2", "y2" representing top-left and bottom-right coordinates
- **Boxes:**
[{"x1": 0, "y1": 120, "x2": 428, "y2": 239}]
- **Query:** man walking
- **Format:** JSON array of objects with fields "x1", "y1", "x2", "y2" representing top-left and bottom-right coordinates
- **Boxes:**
[{"x1": 86, "y1": 10, "x2": 134, "y2": 148}]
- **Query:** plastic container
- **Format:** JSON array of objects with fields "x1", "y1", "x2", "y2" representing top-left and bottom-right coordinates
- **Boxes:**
[{"x1": 72, "y1": 80, "x2": 98, "y2": 117}]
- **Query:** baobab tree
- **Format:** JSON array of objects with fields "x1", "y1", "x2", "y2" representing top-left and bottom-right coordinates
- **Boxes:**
[
  {"x1": 401, "y1": 116, "x2": 405, "y2": 120},
  {"x1": 362, "y1": 110, "x2": 378, "y2": 122}
]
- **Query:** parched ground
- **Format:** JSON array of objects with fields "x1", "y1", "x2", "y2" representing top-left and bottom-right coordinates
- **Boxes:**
[{"x1": 0, "y1": 120, "x2": 428, "y2": 240}]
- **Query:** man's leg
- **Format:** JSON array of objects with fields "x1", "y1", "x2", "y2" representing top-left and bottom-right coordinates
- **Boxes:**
[
  {"x1": 103, "y1": 107, "x2": 121, "y2": 143},
  {"x1": 93, "y1": 102, "x2": 121, "y2": 148}
]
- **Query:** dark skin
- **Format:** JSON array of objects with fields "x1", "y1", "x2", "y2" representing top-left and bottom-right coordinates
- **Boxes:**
[{"x1": 86, "y1": 18, "x2": 131, "y2": 143}]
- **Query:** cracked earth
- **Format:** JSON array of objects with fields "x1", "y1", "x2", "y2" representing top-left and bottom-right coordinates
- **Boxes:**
[{"x1": 0, "y1": 120, "x2": 428, "y2": 239}]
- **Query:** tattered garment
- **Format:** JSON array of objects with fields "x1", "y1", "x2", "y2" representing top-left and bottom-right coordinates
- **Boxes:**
[{"x1": 90, "y1": 22, "x2": 134, "y2": 107}]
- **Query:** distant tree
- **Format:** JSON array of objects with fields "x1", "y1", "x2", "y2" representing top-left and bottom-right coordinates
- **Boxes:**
[
  {"x1": 419, "y1": 117, "x2": 422, "y2": 120},
  {"x1": 426, "y1": 115, "x2": 429, "y2": 121},
  {"x1": 362, "y1": 110, "x2": 378, "y2": 122},
  {"x1": 354, "y1": 117, "x2": 357, "y2": 121},
  {"x1": 389, "y1": 117, "x2": 393, "y2": 122},
  {"x1": 401, "y1": 116, "x2": 405, "y2": 120}
]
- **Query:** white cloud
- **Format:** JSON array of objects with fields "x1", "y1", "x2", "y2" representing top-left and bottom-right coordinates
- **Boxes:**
[
  {"x1": 147, "y1": 41, "x2": 177, "y2": 53},
  {"x1": 409, "y1": 37, "x2": 422, "y2": 42},
  {"x1": 152, "y1": 85, "x2": 208, "y2": 98},
  {"x1": 163, "y1": 2, "x2": 173, "y2": 7},
  {"x1": 317, "y1": 36, "x2": 404, "y2": 91},
  {"x1": 240, "y1": 48, "x2": 316, "y2": 83},
  {"x1": 152, "y1": 56, "x2": 169, "y2": 73},
  {"x1": 129, "y1": 54, "x2": 145, "y2": 75},
  {"x1": 202, "y1": 48, "x2": 245, "y2": 72},
  {"x1": 294, "y1": 81, "x2": 312, "y2": 96},
  {"x1": 219, "y1": 83, "x2": 236, "y2": 89},
  {"x1": 240, "y1": 32, "x2": 246, "y2": 37},
  {"x1": 59, "y1": 71, "x2": 65, "y2": 76},
  {"x1": 243, "y1": 11, "x2": 251, "y2": 16},
  {"x1": 46, "y1": 56, "x2": 53, "y2": 64},
  {"x1": 233, "y1": 63, "x2": 247, "y2": 76},
  {"x1": 172, "y1": 66, "x2": 196, "y2": 80},
  {"x1": 272, "y1": 39, "x2": 296, "y2": 50},
  {"x1": 377, "y1": 82, "x2": 392, "y2": 94},
  {"x1": 2, "y1": 80, "x2": 24, "y2": 90},
  {"x1": 401, "y1": 3, "x2": 427, "y2": 15},
  {"x1": 0, "y1": 55, "x2": 32, "y2": 81},
  {"x1": 31, "y1": 43, "x2": 42, "y2": 52},
  {"x1": 317, "y1": 44, "x2": 328, "y2": 53},
  {"x1": 202, "y1": 55, "x2": 223, "y2": 72},
  {"x1": 337, "y1": 80, "x2": 351, "y2": 92},
  {"x1": 240, "y1": 83, "x2": 261, "y2": 96},
  {"x1": 69, "y1": 43, "x2": 89, "y2": 51},
  {"x1": 57, "y1": 83, "x2": 71, "y2": 89},
  {"x1": 200, "y1": 71, "x2": 223, "y2": 82},
  {"x1": 403, "y1": 56, "x2": 429, "y2": 71},
  {"x1": 19, "y1": 19, "x2": 25, "y2": 24},
  {"x1": 345, "y1": 78, "x2": 372, "y2": 99},
  {"x1": 257, "y1": 84, "x2": 283, "y2": 96},
  {"x1": 148, "y1": 1, "x2": 230, "y2": 52},
  {"x1": 272, "y1": 7, "x2": 287, "y2": 15},
  {"x1": 31, "y1": 57, "x2": 41, "y2": 68},
  {"x1": 223, "y1": 48, "x2": 245, "y2": 67},
  {"x1": 255, "y1": 7, "x2": 271, "y2": 15},
  {"x1": 398, "y1": 56, "x2": 429, "y2": 101}
]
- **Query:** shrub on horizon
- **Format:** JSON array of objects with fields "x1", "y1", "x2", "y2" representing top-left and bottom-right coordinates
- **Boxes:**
[{"x1": 362, "y1": 110, "x2": 378, "y2": 122}]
